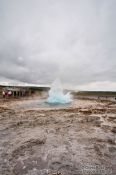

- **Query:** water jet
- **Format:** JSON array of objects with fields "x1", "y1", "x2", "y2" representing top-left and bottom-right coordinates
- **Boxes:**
[{"x1": 47, "y1": 79, "x2": 72, "y2": 105}]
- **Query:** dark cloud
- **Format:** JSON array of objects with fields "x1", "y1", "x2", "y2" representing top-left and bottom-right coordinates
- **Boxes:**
[{"x1": 0, "y1": 0, "x2": 116, "y2": 90}]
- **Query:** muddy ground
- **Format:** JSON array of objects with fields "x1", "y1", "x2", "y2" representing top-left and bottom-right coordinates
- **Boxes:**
[{"x1": 0, "y1": 98, "x2": 116, "y2": 175}]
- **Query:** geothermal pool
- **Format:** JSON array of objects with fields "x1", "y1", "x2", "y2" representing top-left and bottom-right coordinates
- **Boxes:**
[
  {"x1": 14, "y1": 98, "x2": 72, "y2": 110},
  {"x1": 15, "y1": 79, "x2": 73, "y2": 110}
]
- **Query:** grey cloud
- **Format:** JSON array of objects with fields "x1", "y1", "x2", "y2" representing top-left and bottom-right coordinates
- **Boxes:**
[{"x1": 0, "y1": 0, "x2": 116, "y2": 89}]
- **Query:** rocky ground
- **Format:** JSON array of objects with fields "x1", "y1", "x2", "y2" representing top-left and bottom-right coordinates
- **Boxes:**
[{"x1": 0, "y1": 98, "x2": 116, "y2": 175}]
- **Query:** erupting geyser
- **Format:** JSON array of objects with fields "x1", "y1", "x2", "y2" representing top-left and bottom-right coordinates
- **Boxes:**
[{"x1": 47, "y1": 79, "x2": 72, "y2": 104}]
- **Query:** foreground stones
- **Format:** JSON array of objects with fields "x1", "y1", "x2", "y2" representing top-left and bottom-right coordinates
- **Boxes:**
[{"x1": 0, "y1": 99, "x2": 116, "y2": 175}]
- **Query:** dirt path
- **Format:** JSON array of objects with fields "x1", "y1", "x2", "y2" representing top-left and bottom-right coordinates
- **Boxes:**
[{"x1": 0, "y1": 99, "x2": 116, "y2": 175}]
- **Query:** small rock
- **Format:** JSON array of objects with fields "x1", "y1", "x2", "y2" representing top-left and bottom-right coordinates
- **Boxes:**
[
  {"x1": 94, "y1": 145, "x2": 102, "y2": 156},
  {"x1": 109, "y1": 146, "x2": 116, "y2": 153},
  {"x1": 111, "y1": 127, "x2": 116, "y2": 133},
  {"x1": 107, "y1": 139, "x2": 116, "y2": 145},
  {"x1": 101, "y1": 125, "x2": 111, "y2": 131}
]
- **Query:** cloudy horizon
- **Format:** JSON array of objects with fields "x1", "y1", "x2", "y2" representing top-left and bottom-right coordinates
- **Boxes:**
[{"x1": 0, "y1": 0, "x2": 116, "y2": 91}]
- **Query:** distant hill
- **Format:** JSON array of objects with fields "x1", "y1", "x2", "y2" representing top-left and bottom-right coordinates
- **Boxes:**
[{"x1": 74, "y1": 91, "x2": 116, "y2": 97}]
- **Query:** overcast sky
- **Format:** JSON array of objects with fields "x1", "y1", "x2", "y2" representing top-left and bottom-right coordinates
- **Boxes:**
[{"x1": 0, "y1": 0, "x2": 116, "y2": 90}]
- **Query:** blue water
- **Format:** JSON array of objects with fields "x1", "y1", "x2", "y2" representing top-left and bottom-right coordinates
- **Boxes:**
[
  {"x1": 47, "y1": 91, "x2": 72, "y2": 104},
  {"x1": 47, "y1": 79, "x2": 72, "y2": 104}
]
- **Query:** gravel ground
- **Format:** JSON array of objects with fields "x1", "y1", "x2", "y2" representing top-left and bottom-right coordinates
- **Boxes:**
[{"x1": 0, "y1": 98, "x2": 116, "y2": 175}]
